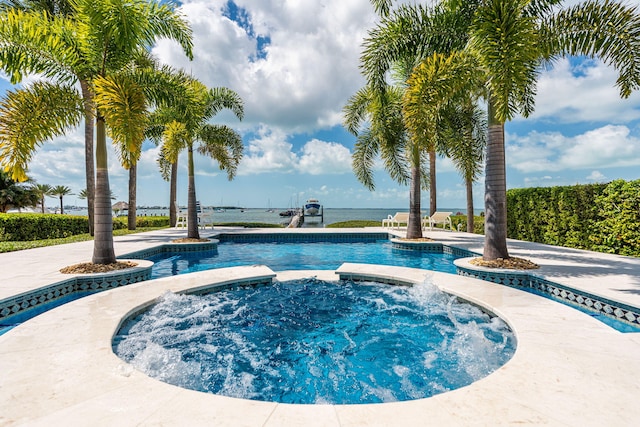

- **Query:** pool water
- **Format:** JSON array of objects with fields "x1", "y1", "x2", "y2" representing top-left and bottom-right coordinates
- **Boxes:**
[
  {"x1": 149, "y1": 241, "x2": 460, "y2": 278},
  {"x1": 113, "y1": 278, "x2": 516, "y2": 404}
]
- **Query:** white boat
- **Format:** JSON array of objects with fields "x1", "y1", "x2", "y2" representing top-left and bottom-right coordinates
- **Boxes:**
[{"x1": 304, "y1": 198, "x2": 321, "y2": 216}]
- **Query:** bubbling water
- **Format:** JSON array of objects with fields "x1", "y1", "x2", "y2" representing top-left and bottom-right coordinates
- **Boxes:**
[{"x1": 113, "y1": 277, "x2": 515, "y2": 404}]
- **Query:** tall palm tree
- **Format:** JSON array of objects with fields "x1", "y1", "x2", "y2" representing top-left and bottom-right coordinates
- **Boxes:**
[
  {"x1": 1, "y1": 0, "x2": 95, "y2": 234},
  {"x1": 151, "y1": 79, "x2": 244, "y2": 239},
  {"x1": 94, "y1": 54, "x2": 189, "y2": 231},
  {"x1": 343, "y1": 84, "x2": 430, "y2": 239},
  {"x1": 438, "y1": 101, "x2": 487, "y2": 233},
  {"x1": 0, "y1": 0, "x2": 193, "y2": 264},
  {"x1": 360, "y1": 2, "x2": 471, "y2": 236},
  {"x1": 32, "y1": 183, "x2": 53, "y2": 213},
  {"x1": 364, "y1": 0, "x2": 640, "y2": 261},
  {"x1": 50, "y1": 184, "x2": 72, "y2": 214}
]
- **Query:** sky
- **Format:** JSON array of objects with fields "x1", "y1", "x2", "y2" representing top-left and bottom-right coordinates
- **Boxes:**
[{"x1": 3, "y1": 0, "x2": 640, "y2": 210}]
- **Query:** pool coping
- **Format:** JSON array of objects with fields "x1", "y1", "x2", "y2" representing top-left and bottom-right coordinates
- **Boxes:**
[
  {"x1": 3, "y1": 229, "x2": 640, "y2": 333},
  {"x1": 1, "y1": 264, "x2": 639, "y2": 426}
]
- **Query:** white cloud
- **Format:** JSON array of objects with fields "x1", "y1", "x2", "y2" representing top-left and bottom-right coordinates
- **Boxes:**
[
  {"x1": 240, "y1": 127, "x2": 352, "y2": 176},
  {"x1": 508, "y1": 125, "x2": 640, "y2": 173},
  {"x1": 586, "y1": 170, "x2": 606, "y2": 182},
  {"x1": 153, "y1": 0, "x2": 374, "y2": 133},
  {"x1": 523, "y1": 58, "x2": 640, "y2": 123},
  {"x1": 239, "y1": 126, "x2": 298, "y2": 174},
  {"x1": 297, "y1": 139, "x2": 352, "y2": 175}
]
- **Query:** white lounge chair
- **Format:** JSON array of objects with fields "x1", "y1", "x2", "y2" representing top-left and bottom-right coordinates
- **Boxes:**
[
  {"x1": 175, "y1": 210, "x2": 187, "y2": 228},
  {"x1": 382, "y1": 212, "x2": 410, "y2": 229},
  {"x1": 198, "y1": 210, "x2": 214, "y2": 229},
  {"x1": 423, "y1": 211, "x2": 453, "y2": 231}
]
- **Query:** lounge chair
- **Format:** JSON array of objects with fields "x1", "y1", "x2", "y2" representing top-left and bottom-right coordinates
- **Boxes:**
[
  {"x1": 175, "y1": 209, "x2": 187, "y2": 228},
  {"x1": 382, "y1": 212, "x2": 410, "y2": 229},
  {"x1": 423, "y1": 211, "x2": 453, "y2": 231},
  {"x1": 198, "y1": 210, "x2": 214, "y2": 229}
]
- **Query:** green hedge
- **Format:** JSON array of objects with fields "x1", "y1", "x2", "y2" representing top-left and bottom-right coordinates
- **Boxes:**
[
  {"x1": 0, "y1": 214, "x2": 171, "y2": 241},
  {"x1": 0, "y1": 214, "x2": 90, "y2": 241},
  {"x1": 450, "y1": 215, "x2": 485, "y2": 234},
  {"x1": 506, "y1": 180, "x2": 640, "y2": 256}
]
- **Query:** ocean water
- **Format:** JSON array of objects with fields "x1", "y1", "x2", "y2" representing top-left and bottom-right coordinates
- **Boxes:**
[{"x1": 66, "y1": 207, "x2": 480, "y2": 226}]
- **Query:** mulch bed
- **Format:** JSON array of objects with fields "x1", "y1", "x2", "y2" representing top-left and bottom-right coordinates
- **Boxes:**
[
  {"x1": 469, "y1": 257, "x2": 539, "y2": 270},
  {"x1": 60, "y1": 261, "x2": 138, "y2": 274},
  {"x1": 171, "y1": 238, "x2": 210, "y2": 243}
]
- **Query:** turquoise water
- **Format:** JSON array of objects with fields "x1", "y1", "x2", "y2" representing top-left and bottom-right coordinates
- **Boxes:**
[
  {"x1": 150, "y1": 241, "x2": 460, "y2": 278},
  {"x1": 113, "y1": 278, "x2": 516, "y2": 404}
]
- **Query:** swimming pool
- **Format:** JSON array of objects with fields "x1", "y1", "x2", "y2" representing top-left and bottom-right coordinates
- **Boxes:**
[{"x1": 149, "y1": 240, "x2": 461, "y2": 278}]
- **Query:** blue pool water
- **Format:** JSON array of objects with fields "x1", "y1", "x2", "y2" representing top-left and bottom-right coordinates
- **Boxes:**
[
  {"x1": 149, "y1": 241, "x2": 460, "y2": 278},
  {"x1": 113, "y1": 278, "x2": 516, "y2": 404}
]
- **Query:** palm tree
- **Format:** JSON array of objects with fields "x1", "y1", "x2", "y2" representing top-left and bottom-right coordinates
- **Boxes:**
[
  {"x1": 359, "y1": 2, "x2": 471, "y2": 237},
  {"x1": 438, "y1": 101, "x2": 487, "y2": 233},
  {"x1": 343, "y1": 84, "x2": 431, "y2": 238},
  {"x1": 151, "y1": 79, "x2": 244, "y2": 239},
  {"x1": 78, "y1": 188, "x2": 115, "y2": 201},
  {"x1": 32, "y1": 183, "x2": 53, "y2": 213},
  {"x1": 0, "y1": 0, "x2": 193, "y2": 264},
  {"x1": 50, "y1": 185, "x2": 72, "y2": 214},
  {"x1": 363, "y1": 0, "x2": 640, "y2": 261},
  {"x1": 0, "y1": 169, "x2": 37, "y2": 212}
]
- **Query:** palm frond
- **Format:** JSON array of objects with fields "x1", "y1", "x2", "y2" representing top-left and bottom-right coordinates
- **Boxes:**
[
  {"x1": 160, "y1": 120, "x2": 190, "y2": 164},
  {"x1": 93, "y1": 74, "x2": 148, "y2": 167},
  {"x1": 360, "y1": 3, "x2": 471, "y2": 92},
  {"x1": 0, "y1": 81, "x2": 82, "y2": 181},
  {"x1": 342, "y1": 87, "x2": 373, "y2": 136},
  {"x1": 540, "y1": 0, "x2": 640, "y2": 98},
  {"x1": 156, "y1": 149, "x2": 172, "y2": 181},
  {"x1": 351, "y1": 131, "x2": 379, "y2": 190},
  {"x1": 0, "y1": 9, "x2": 82, "y2": 84},
  {"x1": 403, "y1": 51, "x2": 484, "y2": 144},
  {"x1": 196, "y1": 124, "x2": 244, "y2": 180},
  {"x1": 469, "y1": 0, "x2": 540, "y2": 122},
  {"x1": 74, "y1": 0, "x2": 193, "y2": 73},
  {"x1": 205, "y1": 87, "x2": 245, "y2": 121}
]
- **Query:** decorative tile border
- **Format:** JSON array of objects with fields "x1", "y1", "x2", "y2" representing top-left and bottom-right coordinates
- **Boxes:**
[
  {"x1": 0, "y1": 262, "x2": 152, "y2": 327},
  {"x1": 216, "y1": 232, "x2": 390, "y2": 244},
  {"x1": 456, "y1": 262, "x2": 640, "y2": 330},
  {"x1": 123, "y1": 240, "x2": 218, "y2": 260}
]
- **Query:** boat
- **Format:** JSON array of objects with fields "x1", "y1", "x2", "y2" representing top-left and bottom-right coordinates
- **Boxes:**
[
  {"x1": 304, "y1": 198, "x2": 321, "y2": 216},
  {"x1": 279, "y1": 209, "x2": 297, "y2": 217}
]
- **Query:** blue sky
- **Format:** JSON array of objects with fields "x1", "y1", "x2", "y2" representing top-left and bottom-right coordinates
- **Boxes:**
[{"x1": 2, "y1": 0, "x2": 640, "y2": 210}]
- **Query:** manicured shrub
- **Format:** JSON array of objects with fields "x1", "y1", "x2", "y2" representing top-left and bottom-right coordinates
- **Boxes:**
[
  {"x1": 450, "y1": 215, "x2": 484, "y2": 234},
  {"x1": 0, "y1": 214, "x2": 89, "y2": 241},
  {"x1": 506, "y1": 180, "x2": 640, "y2": 256},
  {"x1": 590, "y1": 179, "x2": 640, "y2": 256}
]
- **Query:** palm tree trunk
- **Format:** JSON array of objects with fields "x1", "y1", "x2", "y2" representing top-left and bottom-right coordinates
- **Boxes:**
[
  {"x1": 80, "y1": 80, "x2": 95, "y2": 236},
  {"x1": 169, "y1": 161, "x2": 178, "y2": 227},
  {"x1": 187, "y1": 146, "x2": 200, "y2": 239},
  {"x1": 59, "y1": 196, "x2": 64, "y2": 215},
  {"x1": 92, "y1": 114, "x2": 116, "y2": 264},
  {"x1": 429, "y1": 149, "x2": 437, "y2": 215},
  {"x1": 40, "y1": 196, "x2": 45, "y2": 214},
  {"x1": 407, "y1": 163, "x2": 423, "y2": 239},
  {"x1": 466, "y1": 176, "x2": 474, "y2": 233},
  {"x1": 483, "y1": 99, "x2": 509, "y2": 260},
  {"x1": 128, "y1": 165, "x2": 137, "y2": 230}
]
